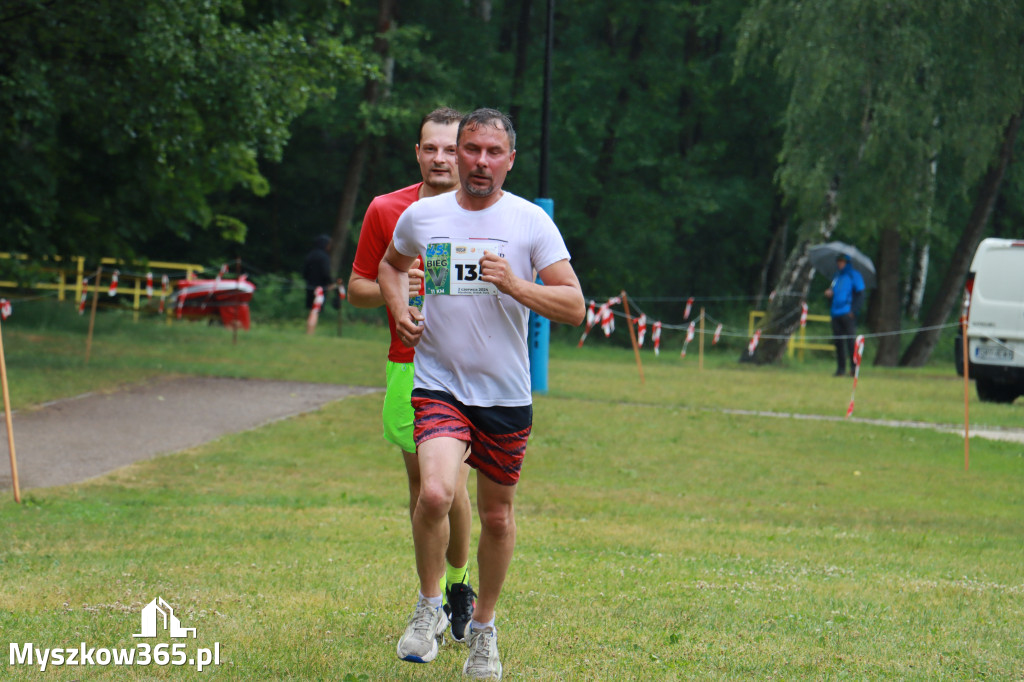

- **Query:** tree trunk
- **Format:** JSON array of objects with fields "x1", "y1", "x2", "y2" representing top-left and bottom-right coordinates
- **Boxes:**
[
  {"x1": 871, "y1": 227, "x2": 902, "y2": 366},
  {"x1": 899, "y1": 109, "x2": 1023, "y2": 366},
  {"x1": 756, "y1": 201, "x2": 788, "y2": 309},
  {"x1": 329, "y1": 0, "x2": 396, "y2": 278},
  {"x1": 741, "y1": 239, "x2": 816, "y2": 364},
  {"x1": 904, "y1": 155, "x2": 937, "y2": 320},
  {"x1": 742, "y1": 182, "x2": 840, "y2": 365},
  {"x1": 903, "y1": 238, "x2": 929, "y2": 320}
]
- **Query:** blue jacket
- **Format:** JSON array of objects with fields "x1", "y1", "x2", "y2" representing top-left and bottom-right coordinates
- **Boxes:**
[{"x1": 830, "y1": 264, "x2": 865, "y2": 317}]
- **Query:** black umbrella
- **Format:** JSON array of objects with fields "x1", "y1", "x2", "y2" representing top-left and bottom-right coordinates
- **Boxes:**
[{"x1": 808, "y1": 241, "x2": 876, "y2": 288}]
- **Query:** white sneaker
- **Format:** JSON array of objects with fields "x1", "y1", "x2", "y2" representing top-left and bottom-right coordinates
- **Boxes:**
[
  {"x1": 463, "y1": 625, "x2": 502, "y2": 680},
  {"x1": 396, "y1": 598, "x2": 449, "y2": 663}
]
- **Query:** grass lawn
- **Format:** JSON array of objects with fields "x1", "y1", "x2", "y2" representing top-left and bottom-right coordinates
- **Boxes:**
[{"x1": 1, "y1": 306, "x2": 1022, "y2": 680}]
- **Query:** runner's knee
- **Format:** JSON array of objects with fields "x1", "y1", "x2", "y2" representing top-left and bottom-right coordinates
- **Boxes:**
[
  {"x1": 478, "y1": 502, "x2": 515, "y2": 537},
  {"x1": 417, "y1": 479, "x2": 456, "y2": 518}
]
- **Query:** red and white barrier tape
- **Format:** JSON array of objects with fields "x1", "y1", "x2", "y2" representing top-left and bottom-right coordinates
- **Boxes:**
[
  {"x1": 680, "y1": 321, "x2": 695, "y2": 357},
  {"x1": 747, "y1": 328, "x2": 761, "y2": 356},
  {"x1": 846, "y1": 335, "x2": 866, "y2": 418}
]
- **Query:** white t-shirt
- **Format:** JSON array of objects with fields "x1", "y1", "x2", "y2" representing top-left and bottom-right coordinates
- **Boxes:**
[{"x1": 392, "y1": 191, "x2": 571, "y2": 407}]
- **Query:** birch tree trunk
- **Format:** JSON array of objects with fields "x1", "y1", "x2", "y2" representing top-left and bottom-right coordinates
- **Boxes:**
[
  {"x1": 742, "y1": 184, "x2": 839, "y2": 365},
  {"x1": 899, "y1": 109, "x2": 1023, "y2": 366},
  {"x1": 904, "y1": 240, "x2": 929, "y2": 320},
  {"x1": 755, "y1": 214, "x2": 789, "y2": 310},
  {"x1": 903, "y1": 155, "x2": 937, "y2": 320}
]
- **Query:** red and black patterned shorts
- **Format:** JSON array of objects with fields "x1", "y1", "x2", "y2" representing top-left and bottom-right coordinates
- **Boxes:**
[{"x1": 411, "y1": 389, "x2": 532, "y2": 486}]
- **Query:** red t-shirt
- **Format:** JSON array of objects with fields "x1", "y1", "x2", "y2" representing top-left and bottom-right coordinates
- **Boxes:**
[{"x1": 350, "y1": 182, "x2": 423, "y2": 363}]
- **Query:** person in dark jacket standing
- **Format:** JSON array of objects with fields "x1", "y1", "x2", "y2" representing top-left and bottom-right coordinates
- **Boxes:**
[
  {"x1": 303, "y1": 234, "x2": 333, "y2": 333},
  {"x1": 824, "y1": 253, "x2": 865, "y2": 376}
]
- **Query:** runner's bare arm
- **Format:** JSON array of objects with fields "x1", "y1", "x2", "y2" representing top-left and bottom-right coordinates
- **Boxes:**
[
  {"x1": 348, "y1": 258, "x2": 423, "y2": 309},
  {"x1": 479, "y1": 252, "x2": 585, "y2": 326},
  {"x1": 346, "y1": 271, "x2": 383, "y2": 308},
  {"x1": 379, "y1": 243, "x2": 425, "y2": 347}
]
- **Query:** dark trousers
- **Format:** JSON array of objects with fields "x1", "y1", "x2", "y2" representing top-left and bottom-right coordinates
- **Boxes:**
[{"x1": 831, "y1": 313, "x2": 857, "y2": 372}]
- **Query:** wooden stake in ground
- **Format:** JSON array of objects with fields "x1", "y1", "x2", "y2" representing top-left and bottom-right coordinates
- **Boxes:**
[
  {"x1": 620, "y1": 290, "x2": 645, "y2": 384},
  {"x1": 962, "y1": 317, "x2": 970, "y2": 472},
  {"x1": 0, "y1": 316, "x2": 21, "y2": 503},
  {"x1": 85, "y1": 266, "x2": 102, "y2": 364}
]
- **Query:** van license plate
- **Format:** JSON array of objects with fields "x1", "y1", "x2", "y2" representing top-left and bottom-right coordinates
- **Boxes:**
[{"x1": 975, "y1": 346, "x2": 1014, "y2": 361}]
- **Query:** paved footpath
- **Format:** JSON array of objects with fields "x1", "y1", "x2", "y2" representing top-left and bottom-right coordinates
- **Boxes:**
[{"x1": 0, "y1": 377, "x2": 380, "y2": 492}]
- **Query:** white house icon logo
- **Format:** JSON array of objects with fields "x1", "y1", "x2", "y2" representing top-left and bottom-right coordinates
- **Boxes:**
[{"x1": 133, "y1": 597, "x2": 196, "y2": 638}]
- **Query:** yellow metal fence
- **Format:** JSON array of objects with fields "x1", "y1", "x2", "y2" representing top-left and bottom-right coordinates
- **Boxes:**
[
  {"x1": 748, "y1": 310, "x2": 834, "y2": 360},
  {"x1": 0, "y1": 253, "x2": 205, "y2": 320}
]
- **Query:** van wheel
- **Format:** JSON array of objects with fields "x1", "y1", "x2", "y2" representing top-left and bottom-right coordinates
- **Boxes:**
[{"x1": 976, "y1": 378, "x2": 1019, "y2": 404}]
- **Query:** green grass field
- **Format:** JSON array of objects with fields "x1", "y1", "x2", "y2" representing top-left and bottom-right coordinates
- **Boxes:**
[{"x1": 1, "y1": 306, "x2": 1022, "y2": 680}]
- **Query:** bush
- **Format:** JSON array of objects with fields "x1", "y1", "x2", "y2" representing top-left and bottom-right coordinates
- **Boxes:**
[{"x1": 247, "y1": 274, "x2": 306, "y2": 323}]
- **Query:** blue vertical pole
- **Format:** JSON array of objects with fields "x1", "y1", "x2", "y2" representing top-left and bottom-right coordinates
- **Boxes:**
[{"x1": 529, "y1": 198, "x2": 554, "y2": 394}]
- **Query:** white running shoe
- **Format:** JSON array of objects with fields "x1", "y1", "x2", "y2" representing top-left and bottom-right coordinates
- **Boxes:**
[
  {"x1": 396, "y1": 598, "x2": 449, "y2": 663},
  {"x1": 463, "y1": 625, "x2": 502, "y2": 680}
]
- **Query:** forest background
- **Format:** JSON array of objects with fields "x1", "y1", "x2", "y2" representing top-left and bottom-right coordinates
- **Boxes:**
[{"x1": 3, "y1": 0, "x2": 1024, "y2": 367}]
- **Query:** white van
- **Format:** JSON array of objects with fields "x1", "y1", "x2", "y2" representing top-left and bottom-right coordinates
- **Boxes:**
[{"x1": 957, "y1": 237, "x2": 1024, "y2": 403}]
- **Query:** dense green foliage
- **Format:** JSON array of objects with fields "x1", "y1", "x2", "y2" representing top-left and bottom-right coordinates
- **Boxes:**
[
  {"x1": 737, "y1": 0, "x2": 1024, "y2": 250},
  {"x1": 4, "y1": 0, "x2": 1024, "y2": 343},
  {"x1": 1, "y1": 0, "x2": 366, "y2": 259}
]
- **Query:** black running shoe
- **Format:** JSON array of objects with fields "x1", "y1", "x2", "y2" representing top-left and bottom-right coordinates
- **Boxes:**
[{"x1": 445, "y1": 582, "x2": 477, "y2": 643}]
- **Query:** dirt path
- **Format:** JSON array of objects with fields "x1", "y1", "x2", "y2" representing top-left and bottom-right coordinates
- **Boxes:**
[{"x1": 0, "y1": 377, "x2": 380, "y2": 492}]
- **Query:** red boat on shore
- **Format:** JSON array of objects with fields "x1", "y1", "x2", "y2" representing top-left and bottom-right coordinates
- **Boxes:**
[{"x1": 172, "y1": 276, "x2": 255, "y2": 329}]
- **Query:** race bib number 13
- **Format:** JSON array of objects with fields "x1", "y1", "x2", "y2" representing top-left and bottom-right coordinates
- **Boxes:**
[{"x1": 424, "y1": 240, "x2": 505, "y2": 295}]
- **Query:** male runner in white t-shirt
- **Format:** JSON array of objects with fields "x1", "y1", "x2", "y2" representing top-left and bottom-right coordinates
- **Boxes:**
[{"x1": 379, "y1": 108, "x2": 585, "y2": 680}]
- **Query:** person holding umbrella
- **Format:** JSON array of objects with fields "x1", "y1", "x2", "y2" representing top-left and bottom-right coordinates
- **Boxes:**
[{"x1": 824, "y1": 252, "x2": 865, "y2": 376}]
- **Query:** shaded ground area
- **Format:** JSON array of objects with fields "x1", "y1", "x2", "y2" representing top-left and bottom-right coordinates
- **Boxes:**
[{"x1": 0, "y1": 377, "x2": 380, "y2": 491}]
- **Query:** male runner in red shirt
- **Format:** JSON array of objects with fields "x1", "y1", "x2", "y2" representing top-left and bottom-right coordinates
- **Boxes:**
[{"x1": 347, "y1": 108, "x2": 476, "y2": 644}]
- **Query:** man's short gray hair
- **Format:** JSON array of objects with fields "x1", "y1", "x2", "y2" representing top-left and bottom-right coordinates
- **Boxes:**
[{"x1": 458, "y1": 108, "x2": 516, "y2": 151}]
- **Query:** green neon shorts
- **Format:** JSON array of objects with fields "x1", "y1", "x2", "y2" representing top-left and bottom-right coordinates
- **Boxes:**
[{"x1": 383, "y1": 360, "x2": 416, "y2": 454}]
